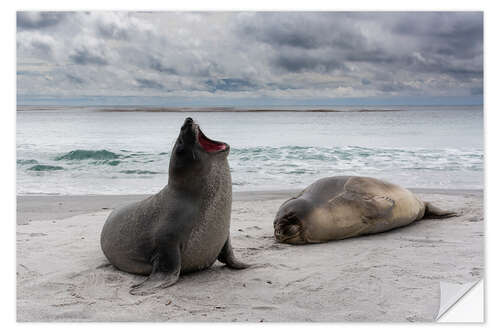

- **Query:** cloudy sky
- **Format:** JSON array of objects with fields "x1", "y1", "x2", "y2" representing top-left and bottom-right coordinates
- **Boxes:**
[{"x1": 16, "y1": 11, "x2": 483, "y2": 105}]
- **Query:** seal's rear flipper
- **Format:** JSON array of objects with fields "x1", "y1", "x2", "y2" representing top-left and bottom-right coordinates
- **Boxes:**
[
  {"x1": 95, "y1": 262, "x2": 112, "y2": 269},
  {"x1": 218, "y1": 237, "x2": 250, "y2": 269},
  {"x1": 424, "y1": 202, "x2": 460, "y2": 219},
  {"x1": 129, "y1": 247, "x2": 181, "y2": 296}
]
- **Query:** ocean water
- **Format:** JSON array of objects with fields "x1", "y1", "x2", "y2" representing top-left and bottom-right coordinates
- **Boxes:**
[{"x1": 16, "y1": 106, "x2": 483, "y2": 195}]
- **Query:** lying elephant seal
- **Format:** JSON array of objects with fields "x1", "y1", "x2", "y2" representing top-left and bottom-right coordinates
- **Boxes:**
[
  {"x1": 274, "y1": 176, "x2": 458, "y2": 244},
  {"x1": 100, "y1": 117, "x2": 248, "y2": 295}
]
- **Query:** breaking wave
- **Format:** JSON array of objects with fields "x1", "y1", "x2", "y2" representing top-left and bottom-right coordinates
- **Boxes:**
[
  {"x1": 55, "y1": 149, "x2": 121, "y2": 161},
  {"x1": 119, "y1": 169, "x2": 161, "y2": 175},
  {"x1": 28, "y1": 164, "x2": 64, "y2": 171},
  {"x1": 17, "y1": 145, "x2": 483, "y2": 194}
]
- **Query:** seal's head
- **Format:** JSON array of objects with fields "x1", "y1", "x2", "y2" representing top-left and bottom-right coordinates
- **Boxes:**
[
  {"x1": 169, "y1": 117, "x2": 229, "y2": 179},
  {"x1": 273, "y1": 198, "x2": 312, "y2": 245}
]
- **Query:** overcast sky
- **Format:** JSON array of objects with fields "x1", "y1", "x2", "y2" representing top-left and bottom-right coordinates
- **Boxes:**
[{"x1": 16, "y1": 11, "x2": 483, "y2": 105}]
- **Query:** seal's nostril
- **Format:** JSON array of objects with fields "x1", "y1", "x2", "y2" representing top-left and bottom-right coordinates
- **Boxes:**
[{"x1": 181, "y1": 118, "x2": 193, "y2": 130}]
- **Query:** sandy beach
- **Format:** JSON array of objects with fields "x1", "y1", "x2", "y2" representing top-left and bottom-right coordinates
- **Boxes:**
[{"x1": 16, "y1": 188, "x2": 483, "y2": 322}]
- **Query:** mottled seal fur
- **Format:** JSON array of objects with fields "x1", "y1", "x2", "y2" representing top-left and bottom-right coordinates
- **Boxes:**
[
  {"x1": 100, "y1": 117, "x2": 248, "y2": 295},
  {"x1": 274, "y1": 176, "x2": 458, "y2": 244}
]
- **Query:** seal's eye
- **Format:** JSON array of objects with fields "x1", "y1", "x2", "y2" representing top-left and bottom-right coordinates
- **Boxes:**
[
  {"x1": 176, "y1": 143, "x2": 185, "y2": 154},
  {"x1": 274, "y1": 211, "x2": 302, "y2": 243}
]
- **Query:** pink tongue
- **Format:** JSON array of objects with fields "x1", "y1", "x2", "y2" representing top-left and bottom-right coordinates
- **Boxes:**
[{"x1": 198, "y1": 133, "x2": 226, "y2": 152}]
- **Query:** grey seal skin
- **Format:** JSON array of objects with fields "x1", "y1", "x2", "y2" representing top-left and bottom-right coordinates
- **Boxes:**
[
  {"x1": 100, "y1": 117, "x2": 248, "y2": 295},
  {"x1": 274, "y1": 176, "x2": 458, "y2": 244}
]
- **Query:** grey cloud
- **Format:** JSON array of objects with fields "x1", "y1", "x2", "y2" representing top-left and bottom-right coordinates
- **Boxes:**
[
  {"x1": 393, "y1": 12, "x2": 482, "y2": 42},
  {"x1": 237, "y1": 12, "x2": 365, "y2": 51},
  {"x1": 65, "y1": 74, "x2": 85, "y2": 85},
  {"x1": 346, "y1": 49, "x2": 398, "y2": 64},
  {"x1": 69, "y1": 48, "x2": 108, "y2": 66},
  {"x1": 17, "y1": 70, "x2": 44, "y2": 77},
  {"x1": 405, "y1": 54, "x2": 483, "y2": 81},
  {"x1": 265, "y1": 82, "x2": 298, "y2": 90},
  {"x1": 149, "y1": 57, "x2": 178, "y2": 75},
  {"x1": 193, "y1": 61, "x2": 224, "y2": 78},
  {"x1": 236, "y1": 12, "x2": 364, "y2": 74},
  {"x1": 264, "y1": 31, "x2": 319, "y2": 49},
  {"x1": 205, "y1": 78, "x2": 257, "y2": 92},
  {"x1": 379, "y1": 82, "x2": 416, "y2": 93},
  {"x1": 30, "y1": 40, "x2": 53, "y2": 58},
  {"x1": 274, "y1": 52, "x2": 347, "y2": 73},
  {"x1": 135, "y1": 78, "x2": 165, "y2": 90},
  {"x1": 240, "y1": 20, "x2": 320, "y2": 49},
  {"x1": 390, "y1": 12, "x2": 483, "y2": 69},
  {"x1": 17, "y1": 12, "x2": 68, "y2": 30},
  {"x1": 97, "y1": 23, "x2": 129, "y2": 40},
  {"x1": 470, "y1": 86, "x2": 483, "y2": 96},
  {"x1": 16, "y1": 12, "x2": 483, "y2": 99},
  {"x1": 373, "y1": 70, "x2": 394, "y2": 82},
  {"x1": 439, "y1": 67, "x2": 482, "y2": 80},
  {"x1": 237, "y1": 12, "x2": 482, "y2": 82}
]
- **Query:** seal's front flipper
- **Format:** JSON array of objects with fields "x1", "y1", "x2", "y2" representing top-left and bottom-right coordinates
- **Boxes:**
[
  {"x1": 129, "y1": 246, "x2": 181, "y2": 296},
  {"x1": 218, "y1": 237, "x2": 250, "y2": 269},
  {"x1": 129, "y1": 271, "x2": 179, "y2": 296},
  {"x1": 424, "y1": 202, "x2": 460, "y2": 219}
]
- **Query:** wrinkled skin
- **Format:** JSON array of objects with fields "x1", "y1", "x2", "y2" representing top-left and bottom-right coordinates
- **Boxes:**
[
  {"x1": 100, "y1": 117, "x2": 248, "y2": 295},
  {"x1": 274, "y1": 176, "x2": 458, "y2": 245}
]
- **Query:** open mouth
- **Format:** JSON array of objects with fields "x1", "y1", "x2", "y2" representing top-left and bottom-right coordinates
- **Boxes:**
[{"x1": 197, "y1": 128, "x2": 228, "y2": 153}]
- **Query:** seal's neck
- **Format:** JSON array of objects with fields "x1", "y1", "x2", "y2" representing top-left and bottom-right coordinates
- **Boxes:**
[{"x1": 165, "y1": 176, "x2": 207, "y2": 197}]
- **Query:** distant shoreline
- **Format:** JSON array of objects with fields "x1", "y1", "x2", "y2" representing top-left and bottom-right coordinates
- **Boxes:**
[
  {"x1": 94, "y1": 107, "x2": 405, "y2": 113},
  {"x1": 16, "y1": 105, "x2": 485, "y2": 113}
]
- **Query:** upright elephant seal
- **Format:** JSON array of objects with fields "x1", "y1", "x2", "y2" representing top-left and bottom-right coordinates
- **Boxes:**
[
  {"x1": 273, "y1": 176, "x2": 458, "y2": 244},
  {"x1": 101, "y1": 117, "x2": 248, "y2": 295}
]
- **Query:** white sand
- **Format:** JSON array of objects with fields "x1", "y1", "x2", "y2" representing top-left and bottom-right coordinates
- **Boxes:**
[{"x1": 16, "y1": 189, "x2": 483, "y2": 322}]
